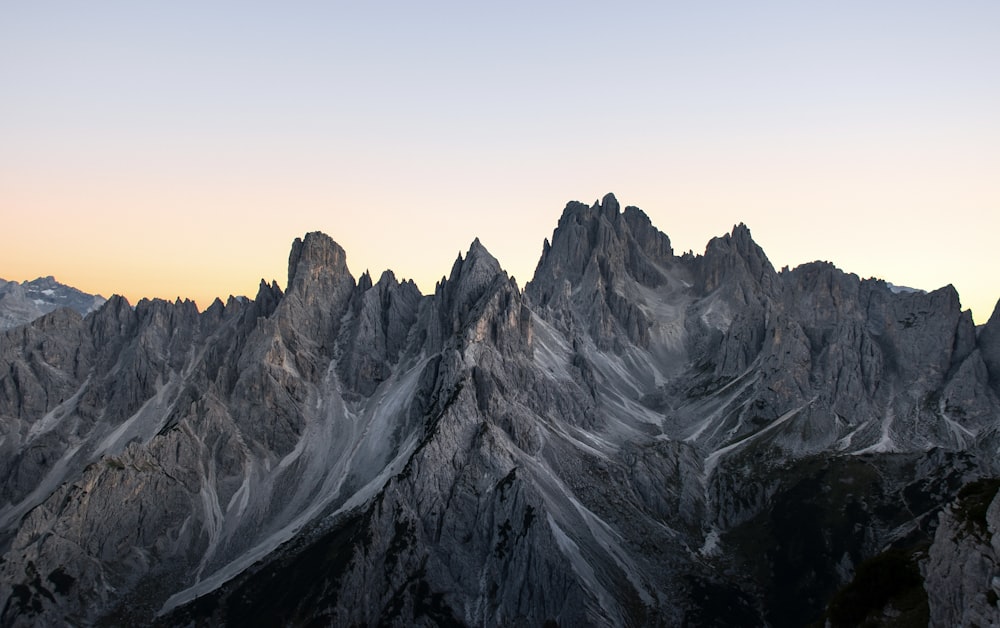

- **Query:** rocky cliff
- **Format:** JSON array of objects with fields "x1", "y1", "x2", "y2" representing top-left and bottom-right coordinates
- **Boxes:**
[
  {"x1": 1, "y1": 195, "x2": 998, "y2": 626},
  {"x1": 924, "y1": 479, "x2": 1000, "y2": 626}
]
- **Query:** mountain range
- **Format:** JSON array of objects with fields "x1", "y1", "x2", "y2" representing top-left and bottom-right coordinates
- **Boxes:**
[
  {"x1": 2, "y1": 194, "x2": 999, "y2": 626},
  {"x1": 0, "y1": 276, "x2": 105, "y2": 331}
]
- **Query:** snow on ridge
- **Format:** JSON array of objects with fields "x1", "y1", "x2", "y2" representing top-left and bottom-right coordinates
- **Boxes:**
[{"x1": 886, "y1": 282, "x2": 925, "y2": 295}]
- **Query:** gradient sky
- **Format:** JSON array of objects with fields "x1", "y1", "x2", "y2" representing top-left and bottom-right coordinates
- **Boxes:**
[{"x1": 2, "y1": 2, "x2": 998, "y2": 322}]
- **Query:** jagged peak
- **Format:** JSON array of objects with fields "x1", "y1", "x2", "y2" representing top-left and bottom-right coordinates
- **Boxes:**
[
  {"x1": 555, "y1": 199, "x2": 593, "y2": 228},
  {"x1": 705, "y1": 222, "x2": 765, "y2": 258},
  {"x1": 358, "y1": 270, "x2": 374, "y2": 292},
  {"x1": 253, "y1": 279, "x2": 282, "y2": 315},
  {"x1": 623, "y1": 205, "x2": 673, "y2": 259},
  {"x1": 377, "y1": 269, "x2": 399, "y2": 287},
  {"x1": 87, "y1": 294, "x2": 136, "y2": 341},
  {"x1": 101, "y1": 293, "x2": 132, "y2": 312},
  {"x1": 556, "y1": 193, "x2": 623, "y2": 228},
  {"x1": 24, "y1": 275, "x2": 59, "y2": 288},
  {"x1": 788, "y1": 260, "x2": 848, "y2": 277},
  {"x1": 255, "y1": 278, "x2": 275, "y2": 297},
  {"x1": 597, "y1": 192, "x2": 620, "y2": 218},
  {"x1": 358, "y1": 269, "x2": 408, "y2": 297},
  {"x1": 699, "y1": 222, "x2": 779, "y2": 297},
  {"x1": 286, "y1": 231, "x2": 351, "y2": 290},
  {"x1": 530, "y1": 194, "x2": 675, "y2": 300},
  {"x1": 463, "y1": 237, "x2": 501, "y2": 271},
  {"x1": 132, "y1": 297, "x2": 199, "y2": 322},
  {"x1": 436, "y1": 237, "x2": 508, "y2": 322},
  {"x1": 622, "y1": 204, "x2": 650, "y2": 223},
  {"x1": 450, "y1": 238, "x2": 502, "y2": 281},
  {"x1": 926, "y1": 283, "x2": 962, "y2": 310}
]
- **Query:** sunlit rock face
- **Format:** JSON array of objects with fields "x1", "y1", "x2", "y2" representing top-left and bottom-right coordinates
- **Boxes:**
[{"x1": 1, "y1": 194, "x2": 999, "y2": 626}]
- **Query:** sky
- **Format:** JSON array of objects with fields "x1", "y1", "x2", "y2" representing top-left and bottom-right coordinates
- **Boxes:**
[{"x1": 2, "y1": 2, "x2": 998, "y2": 322}]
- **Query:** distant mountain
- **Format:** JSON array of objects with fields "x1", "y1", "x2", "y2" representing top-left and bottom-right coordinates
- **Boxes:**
[
  {"x1": 1, "y1": 195, "x2": 999, "y2": 626},
  {"x1": 0, "y1": 276, "x2": 105, "y2": 330}
]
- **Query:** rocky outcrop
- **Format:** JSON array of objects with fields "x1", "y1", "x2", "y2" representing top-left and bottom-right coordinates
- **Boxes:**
[{"x1": 924, "y1": 479, "x2": 1000, "y2": 626}]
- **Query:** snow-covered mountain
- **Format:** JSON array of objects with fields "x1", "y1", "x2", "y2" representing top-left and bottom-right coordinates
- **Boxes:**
[
  {"x1": 0, "y1": 276, "x2": 105, "y2": 330},
  {"x1": 2, "y1": 195, "x2": 999, "y2": 626}
]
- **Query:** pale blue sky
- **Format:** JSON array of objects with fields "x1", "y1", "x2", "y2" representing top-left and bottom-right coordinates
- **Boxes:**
[{"x1": 2, "y1": 2, "x2": 998, "y2": 321}]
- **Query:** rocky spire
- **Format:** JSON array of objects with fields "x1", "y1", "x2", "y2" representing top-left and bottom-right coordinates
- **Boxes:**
[
  {"x1": 286, "y1": 231, "x2": 352, "y2": 293},
  {"x1": 439, "y1": 237, "x2": 506, "y2": 321},
  {"x1": 528, "y1": 193, "x2": 675, "y2": 307},
  {"x1": 337, "y1": 268, "x2": 422, "y2": 396},
  {"x1": 277, "y1": 231, "x2": 356, "y2": 360},
  {"x1": 698, "y1": 223, "x2": 780, "y2": 299}
]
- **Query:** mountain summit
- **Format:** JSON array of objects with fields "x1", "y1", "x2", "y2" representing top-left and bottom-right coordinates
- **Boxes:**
[{"x1": 2, "y1": 196, "x2": 999, "y2": 626}]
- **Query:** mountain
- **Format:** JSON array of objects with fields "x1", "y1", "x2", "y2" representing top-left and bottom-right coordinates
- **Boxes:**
[
  {"x1": 0, "y1": 276, "x2": 106, "y2": 330},
  {"x1": 2, "y1": 194, "x2": 999, "y2": 626}
]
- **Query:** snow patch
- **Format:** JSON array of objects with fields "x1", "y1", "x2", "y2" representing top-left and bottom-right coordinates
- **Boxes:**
[{"x1": 886, "y1": 283, "x2": 924, "y2": 295}]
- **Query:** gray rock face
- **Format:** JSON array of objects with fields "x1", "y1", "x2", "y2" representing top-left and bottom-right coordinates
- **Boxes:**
[
  {"x1": 0, "y1": 276, "x2": 106, "y2": 330},
  {"x1": 980, "y1": 300, "x2": 1000, "y2": 397},
  {"x1": 1, "y1": 195, "x2": 999, "y2": 626},
  {"x1": 337, "y1": 270, "x2": 421, "y2": 398},
  {"x1": 924, "y1": 480, "x2": 1000, "y2": 626}
]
